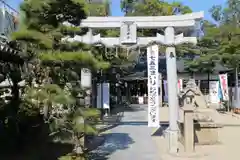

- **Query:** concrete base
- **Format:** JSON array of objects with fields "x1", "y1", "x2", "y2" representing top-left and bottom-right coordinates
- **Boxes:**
[
  {"x1": 164, "y1": 129, "x2": 179, "y2": 153},
  {"x1": 194, "y1": 122, "x2": 222, "y2": 145}
]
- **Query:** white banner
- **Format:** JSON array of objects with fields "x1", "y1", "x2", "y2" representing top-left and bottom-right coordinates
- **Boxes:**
[
  {"x1": 209, "y1": 81, "x2": 220, "y2": 103},
  {"x1": 219, "y1": 74, "x2": 229, "y2": 101},
  {"x1": 178, "y1": 79, "x2": 183, "y2": 93},
  {"x1": 147, "y1": 45, "x2": 160, "y2": 127}
]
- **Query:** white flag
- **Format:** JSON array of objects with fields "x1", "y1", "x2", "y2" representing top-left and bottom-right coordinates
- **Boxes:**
[{"x1": 147, "y1": 45, "x2": 160, "y2": 127}]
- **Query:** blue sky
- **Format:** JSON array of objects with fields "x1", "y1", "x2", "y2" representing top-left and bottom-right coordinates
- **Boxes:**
[
  {"x1": 4, "y1": 0, "x2": 21, "y2": 11},
  {"x1": 9, "y1": 0, "x2": 227, "y2": 21}
]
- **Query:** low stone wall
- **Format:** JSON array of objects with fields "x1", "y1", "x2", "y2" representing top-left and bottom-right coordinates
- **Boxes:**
[{"x1": 179, "y1": 121, "x2": 222, "y2": 145}]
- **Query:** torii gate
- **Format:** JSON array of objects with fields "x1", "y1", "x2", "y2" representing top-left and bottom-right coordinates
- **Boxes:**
[{"x1": 70, "y1": 12, "x2": 204, "y2": 153}]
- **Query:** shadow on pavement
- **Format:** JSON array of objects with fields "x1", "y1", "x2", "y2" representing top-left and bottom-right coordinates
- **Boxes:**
[
  {"x1": 119, "y1": 121, "x2": 169, "y2": 126},
  {"x1": 151, "y1": 125, "x2": 169, "y2": 137},
  {"x1": 123, "y1": 106, "x2": 146, "y2": 112},
  {"x1": 89, "y1": 133, "x2": 134, "y2": 160},
  {"x1": 99, "y1": 120, "x2": 169, "y2": 133},
  {"x1": 111, "y1": 104, "x2": 146, "y2": 115},
  {"x1": 97, "y1": 112, "x2": 124, "y2": 133}
]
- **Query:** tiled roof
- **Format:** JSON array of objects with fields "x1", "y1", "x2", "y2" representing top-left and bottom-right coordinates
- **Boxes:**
[
  {"x1": 121, "y1": 57, "x2": 230, "y2": 81},
  {"x1": 133, "y1": 57, "x2": 229, "y2": 74}
]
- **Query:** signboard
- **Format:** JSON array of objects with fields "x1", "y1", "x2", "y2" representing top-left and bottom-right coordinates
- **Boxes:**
[
  {"x1": 147, "y1": 45, "x2": 160, "y2": 127},
  {"x1": 219, "y1": 74, "x2": 229, "y2": 101},
  {"x1": 81, "y1": 68, "x2": 92, "y2": 88},
  {"x1": 209, "y1": 81, "x2": 220, "y2": 103},
  {"x1": 120, "y1": 22, "x2": 137, "y2": 44},
  {"x1": 138, "y1": 96, "x2": 144, "y2": 104}
]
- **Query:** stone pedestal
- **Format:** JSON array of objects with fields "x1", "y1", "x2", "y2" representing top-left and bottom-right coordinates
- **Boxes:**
[
  {"x1": 179, "y1": 121, "x2": 222, "y2": 145},
  {"x1": 194, "y1": 122, "x2": 222, "y2": 145},
  {"x1": 165, "y1": 129, "x2": 179, "y2": 153}
]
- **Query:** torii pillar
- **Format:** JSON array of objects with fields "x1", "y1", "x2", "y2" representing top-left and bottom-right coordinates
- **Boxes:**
[{"x1": 159, "y1": 27, "x2": 197, "y2": 153}]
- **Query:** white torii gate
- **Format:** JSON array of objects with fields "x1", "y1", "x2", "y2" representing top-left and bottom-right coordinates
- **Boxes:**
[
  {"x1": 68, "y1": 12, "x2": 203, "y2": 46},
  {"x1": 70, "y1": 12, "x2": 204, "y2": 153}
]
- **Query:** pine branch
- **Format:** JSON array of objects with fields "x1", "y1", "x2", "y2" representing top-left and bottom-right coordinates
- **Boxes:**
[
  {"x1": 39, "y1": 51, "x2": 110, "y2": 70},
  {"x1": 11, "y1": 29, "x2": 53, "y2": 49}
]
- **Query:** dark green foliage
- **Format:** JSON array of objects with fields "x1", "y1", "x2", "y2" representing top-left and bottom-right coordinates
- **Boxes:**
[
  {"x1": 121, "y1": 0, "x2": 192, "y2": 16},
  {"x1": 12, "y1": 0, "x2": 109, "y2": 69},
  {"x1": 184, "y1": 0, "x2": 240, "y2": 78},
  {"x1": 0, "y1": 0, "x2": 114, "y2": 158}
]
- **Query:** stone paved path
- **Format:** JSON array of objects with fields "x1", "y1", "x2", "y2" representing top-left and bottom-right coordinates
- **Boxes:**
[{"x1": 90, "y1": 104, "x2": 161, "y2": 160}]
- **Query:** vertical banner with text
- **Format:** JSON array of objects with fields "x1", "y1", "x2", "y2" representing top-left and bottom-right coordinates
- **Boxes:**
[
  {"x1": 219, "y1": 74, "x2": 229, "y2": 101},
  {"x1": 178, "y1": 79, "x2": 183, "y2": 93},
  {"x1": 209, "y1": 81, "x2": 220, "y2": 103},
  {"x1": 147, "y1": 45, "x2": 160, "y2": 127}
]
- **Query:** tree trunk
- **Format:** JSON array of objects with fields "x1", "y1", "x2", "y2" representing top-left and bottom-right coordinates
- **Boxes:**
[
  {"x1": 207, "y1": 72, "x2": 210, "y2": 92},
  {"x1": 190, "y1": 72, "x2": 194, "y2": 78},
  {"x1": 10, "y1": 81, "x2": 20, "y2": 119},
  {"x1": 11, "y1": 82, "x2": 20, "y2": 103}
]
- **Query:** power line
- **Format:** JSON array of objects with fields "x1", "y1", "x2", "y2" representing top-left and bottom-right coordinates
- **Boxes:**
[{"x1": 0, "y1": 0, "x2": 19, "y2": 14}]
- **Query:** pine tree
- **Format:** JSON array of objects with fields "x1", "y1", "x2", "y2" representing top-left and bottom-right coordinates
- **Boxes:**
[
  {"x1": 11, "y1": 0, "x2": 110, "y2": 159},
  {"x1": 191, "y1": 0, "x2": 240, "y2": 80},
  {"x1": 185, "y1": 0, "x2": 240, "y2": 108},
  {"x1": 184, "y1": 20, "x2": 220, "y2": 78}
]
